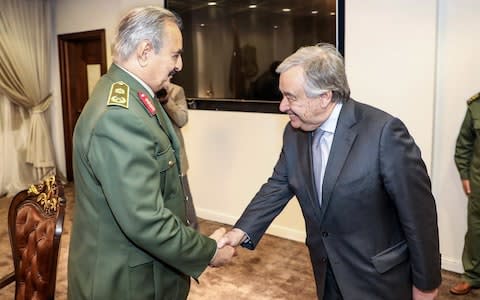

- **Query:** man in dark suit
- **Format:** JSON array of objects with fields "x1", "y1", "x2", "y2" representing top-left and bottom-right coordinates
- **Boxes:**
[
  {"x1": 219, "y1": 43, "x2": 441, "y2": 299},
  {"x1": 68, "y1": 6, "x2": 234, "y2": 300}
]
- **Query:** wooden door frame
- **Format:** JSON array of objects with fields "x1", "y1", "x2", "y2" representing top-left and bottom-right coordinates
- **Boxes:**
[{"x1": 58, "y1": 29, "x2": 107, "y2": 181}]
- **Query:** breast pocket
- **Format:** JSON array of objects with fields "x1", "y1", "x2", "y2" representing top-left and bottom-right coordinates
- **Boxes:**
[
  {"x1": 335, "y1": 170, "x2": 377, "y2": 195},
  {"x1": 154, "y1": 144, "x2": 178, "y2": 196},
  {"x1": 154, "y1": 144, "x2": 177, "y2": 171}
]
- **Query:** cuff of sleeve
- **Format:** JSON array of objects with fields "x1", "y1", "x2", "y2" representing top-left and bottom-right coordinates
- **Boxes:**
[
  {"x1": 240, "y1": 233, "x2": 255, "y2": 250},
  {"x1": 208, "y1": 247, "x2": 218, "y2": 266}
]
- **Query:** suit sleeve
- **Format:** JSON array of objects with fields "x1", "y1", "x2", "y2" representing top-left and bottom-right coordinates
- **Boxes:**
[
  {"x1": 88, "y1": 108, "x2": 216, "y2": 279},
  {"x1": 454, "y1": 109, "x2": 474, "y2": 179},
  {"x1": 234, "y1": 128, "x2": 295, "y2": 248},
  {"x1": 379, "y1": 117, "x2": 441, "y2": 290}
]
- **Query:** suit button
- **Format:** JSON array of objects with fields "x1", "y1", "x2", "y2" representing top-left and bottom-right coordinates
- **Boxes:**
[
  {"x1": 168, "y1": 160, "x2": 174, "y2": 166},
  {"x1": 322, "y1": 231, "x2": 328, "y2": 237},
  {"x1": 321, "y1": 257, "x2": 327, "y2": 262},
  {"x1": 185, "y1": 196, "x2": 189, "y2": 201},
  {"x1": 186, "y1": 220, "x2": 191, "y2": 225}
]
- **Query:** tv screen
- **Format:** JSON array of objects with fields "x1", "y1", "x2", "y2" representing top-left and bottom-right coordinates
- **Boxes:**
[{"x1": 166, "y1": 0, "x2": 343, "y2": 108}]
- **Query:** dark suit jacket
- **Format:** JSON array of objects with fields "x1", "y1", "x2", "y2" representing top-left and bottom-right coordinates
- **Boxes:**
[
  {"x1": 235, "y1": 99, "x2": 441, "y2": 300},
  {"x1": 68, "y1": 64, "x2": 216, "y2": 300}
]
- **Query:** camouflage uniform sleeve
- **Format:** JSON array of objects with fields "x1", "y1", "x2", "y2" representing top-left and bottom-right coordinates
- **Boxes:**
[{"x1": 454, "y1": 102, "x2": 476, "y2": 179}]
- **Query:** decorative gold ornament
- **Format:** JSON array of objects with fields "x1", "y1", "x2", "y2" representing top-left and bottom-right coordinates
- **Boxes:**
[{"x1": 27, "y1": 176, "x2": 59, "y2": 213}]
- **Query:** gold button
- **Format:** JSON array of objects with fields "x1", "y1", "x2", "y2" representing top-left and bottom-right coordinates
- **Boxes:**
[
  {"x1": 185, "y1": 196, "x2": 189, "y2": 201},
  {"x1": 168, "y1": 160, "x2": 174, "y2": 166}
]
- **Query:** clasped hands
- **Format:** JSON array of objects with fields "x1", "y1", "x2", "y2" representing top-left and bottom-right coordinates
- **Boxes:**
[{"x1": 208, "y1": 227, "x2": 247, "y2": 267}]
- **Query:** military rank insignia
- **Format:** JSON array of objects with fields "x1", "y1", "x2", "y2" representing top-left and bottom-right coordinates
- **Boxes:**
[
  {"x1": 468, "y1": 92, "x2": 480, "y2": 105},
  {"x1": 138, "y1": 91, "x2": 156, "y2": 116},
  {"x1": 107, "y1": 81, "x2": 129, "y2": 109}
]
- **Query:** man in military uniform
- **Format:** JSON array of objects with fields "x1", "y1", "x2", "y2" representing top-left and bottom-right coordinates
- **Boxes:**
[
  {"x1": 68, "y1": 7, "x2": 235, "y2": 300},
  {"x1": 452, "y1": 92, "x2": 480, "y2": 295}
]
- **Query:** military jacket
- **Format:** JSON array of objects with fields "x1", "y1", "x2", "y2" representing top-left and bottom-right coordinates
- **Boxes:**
[
  {"x1": 455, "y1": 92, "x2": 480, "y2": 186},
  {"x1": 68, "y1": 64, "x2": 216, "y2": 300}
]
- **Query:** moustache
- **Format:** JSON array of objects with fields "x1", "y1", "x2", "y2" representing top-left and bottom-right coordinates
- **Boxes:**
[{"x1": 168, "y1": 68, "x2": 178, "y2": 77}]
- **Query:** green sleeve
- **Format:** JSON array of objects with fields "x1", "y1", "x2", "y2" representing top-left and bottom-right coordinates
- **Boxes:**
[{"x1": 455, "y1": 109, "x2": 475, "y2": 180}]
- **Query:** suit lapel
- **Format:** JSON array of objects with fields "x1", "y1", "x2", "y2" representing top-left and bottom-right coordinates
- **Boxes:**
[{"x1": 318, "y1": 100, "x2": 358, "y2": 224}]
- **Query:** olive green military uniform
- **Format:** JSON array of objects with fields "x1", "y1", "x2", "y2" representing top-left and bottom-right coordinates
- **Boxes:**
[
  {"x1": 68, "y1": 64, "x2": 217, "y2": 300},
  {"x1": 454, "y1": 92, "x2": 480, "y2": 287}
]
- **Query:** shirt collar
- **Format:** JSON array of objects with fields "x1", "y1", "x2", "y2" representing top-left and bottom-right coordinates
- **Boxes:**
[
  {"x1": 319, "y1": 102, "x2": 343, "y2": 134},
  {"x1": 115, "y1": 63, "x2": 155, "y2": 98}
]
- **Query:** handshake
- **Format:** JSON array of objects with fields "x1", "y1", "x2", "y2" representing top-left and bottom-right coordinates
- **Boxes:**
[{"x1": 208, "y1": 227, "x2": 247, "y2": 267}]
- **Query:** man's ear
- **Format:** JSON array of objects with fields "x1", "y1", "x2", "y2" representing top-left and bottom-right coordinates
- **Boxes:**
[
  {"x1": 136, "y1": 40, "x2": 153, "y2": 67},
  {"x1": 319, "y1": 90, "x2": 333, "y2": 108}
]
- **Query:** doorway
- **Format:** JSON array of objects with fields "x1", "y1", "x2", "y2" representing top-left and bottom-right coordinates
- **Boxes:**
[{"x1": 58, "y1": 29, "x2": 107, "y2": 181}]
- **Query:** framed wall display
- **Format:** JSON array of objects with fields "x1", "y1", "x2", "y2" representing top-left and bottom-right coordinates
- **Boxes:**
[{"x1": 166, "y1": 0, "x2": 345, "y2": 113}]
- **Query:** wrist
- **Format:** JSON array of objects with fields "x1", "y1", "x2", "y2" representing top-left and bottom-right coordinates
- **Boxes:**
[
  {"x1": 208, "y1": 247, "x2": 218, "y2": 266},
  {"x1": 231, "y1": 228, "x2": 247, "y2": 244}
]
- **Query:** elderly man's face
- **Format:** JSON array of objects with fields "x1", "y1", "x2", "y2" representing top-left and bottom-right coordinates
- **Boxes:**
[
  {"x1": 146, "y1": 21, "x2": 183, "y2": 92},
  {"x1": 278, "y1": 66, "x2": 335, "y2": 131}
]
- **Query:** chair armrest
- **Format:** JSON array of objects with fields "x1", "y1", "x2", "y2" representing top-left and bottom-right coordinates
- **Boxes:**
[{"x1": 0, "y1": 271, "x2": 15, "y2": 289}]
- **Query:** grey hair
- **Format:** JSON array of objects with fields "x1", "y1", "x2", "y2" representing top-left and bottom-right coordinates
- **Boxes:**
[
  {"x1": 276, "y1": 43, "x2": 350, "y2": 102},
  {"x1": 112, "y1": 6, "x2": 182, "y2": 63}
]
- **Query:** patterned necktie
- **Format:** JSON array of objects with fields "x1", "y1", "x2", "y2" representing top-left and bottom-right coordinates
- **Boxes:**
[{"x1": 312, "y1": 129, "x2": 325, "y2": 205}]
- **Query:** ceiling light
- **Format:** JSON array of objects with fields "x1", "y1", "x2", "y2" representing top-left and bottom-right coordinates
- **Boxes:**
[
  {"x1": 249, "y1": 4, "x2": 257, "y2": 9},
  {"x1": 200, "y1": 23, "x2": 205, "y2": 27},
  {"x1": 207, "y1": 2, "x2": 217, "y2": 6},
  {"x1": 311, "y1": 10, "x2": 318, "y2": 14},
  {"x1": 330, "y1": 12, "x2": 336, "y2": 16},
  {"x1": 282, "y1": 8, "x2": 291, "y2": 12}
]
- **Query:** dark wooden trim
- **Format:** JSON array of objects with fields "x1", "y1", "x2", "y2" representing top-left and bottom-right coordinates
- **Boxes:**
[{"x1": 58, "y1": 29, "x2": 106, "y2": 181}]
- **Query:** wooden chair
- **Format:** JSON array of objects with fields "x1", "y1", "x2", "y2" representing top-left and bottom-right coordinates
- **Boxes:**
[{"x1": 0, "y1": 176, "x2": 67, "y2": 300}]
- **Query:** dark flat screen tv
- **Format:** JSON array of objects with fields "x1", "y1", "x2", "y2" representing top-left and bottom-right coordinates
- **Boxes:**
[{"x1": 165, "y1": 0, "x2": 344, "y2": 113}]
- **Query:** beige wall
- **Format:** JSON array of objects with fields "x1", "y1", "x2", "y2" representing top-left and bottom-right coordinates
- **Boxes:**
[
  {"x1": 432, "y1": 0, "x2": 480, "y2": 273},
  {"x1": 51, "y1": 0, "x2": 477, "y2": 273}
]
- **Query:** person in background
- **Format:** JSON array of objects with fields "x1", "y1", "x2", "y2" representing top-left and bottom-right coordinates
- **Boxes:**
[
  {"x1": 219, "y1": 43, "x2": 441, "y2": 300},
  {"x1": 68, "y1": 6, "x2": 234, "y2": 300},
  {"x1": 157, "y1": 83, "x2": 199, "y2": 230},
  {"x1": 249, "y1": 61, "x2": 282, "y2": 101},
  {"x1": 452, "y1": 92, "x2": 480, "y2": 295}
]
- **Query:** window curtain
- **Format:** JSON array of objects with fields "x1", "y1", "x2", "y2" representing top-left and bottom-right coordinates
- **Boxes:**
[
  {"x1": 0, "y1": 94, "x2": 34, "y2": 196},
  {"x1": 0, "y1": 0, "x2": 55, "y2": 195}
]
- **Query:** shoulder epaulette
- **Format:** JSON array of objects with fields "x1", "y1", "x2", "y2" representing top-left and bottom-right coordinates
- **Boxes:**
[
  {"x1": 467, "y1": 92, "x2": 480, "y2": 105},
  {"x1": 107, "y1": 81, "x2": 129, "y2": 109}
]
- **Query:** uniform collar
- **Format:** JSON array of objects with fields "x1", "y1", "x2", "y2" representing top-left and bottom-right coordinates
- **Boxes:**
[{"x1": 114, "y1": 63, "x2": 155, "y2": 98}]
